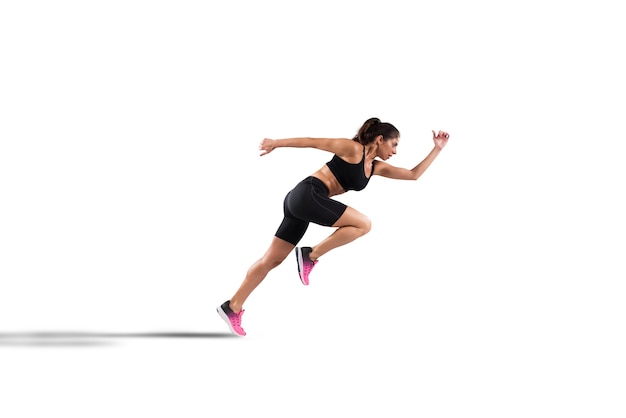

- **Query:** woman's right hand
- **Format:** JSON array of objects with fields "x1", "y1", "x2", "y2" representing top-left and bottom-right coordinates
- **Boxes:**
[{"x1": 259, "y1": 138, "x2": 276, "y2": 156}]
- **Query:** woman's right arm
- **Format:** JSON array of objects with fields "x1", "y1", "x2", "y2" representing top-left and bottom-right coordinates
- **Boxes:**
[{"x1": 259, "y1": 137, "x2": 357, "y2": 157}]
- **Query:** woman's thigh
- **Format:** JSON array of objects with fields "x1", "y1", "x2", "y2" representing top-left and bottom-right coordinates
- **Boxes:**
[{"x1": 331, "y1": 206, "x2": 371, "y2": 230}]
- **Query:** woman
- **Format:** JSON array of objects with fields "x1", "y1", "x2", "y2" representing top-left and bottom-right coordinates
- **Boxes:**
[{"x1": 217, "y1": 117, "x2": 449, "y2": 336}]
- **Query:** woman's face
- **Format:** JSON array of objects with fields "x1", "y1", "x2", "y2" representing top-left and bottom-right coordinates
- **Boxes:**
[{"x1": 378, "y1": 136, "x2": 399, "y2": 160}]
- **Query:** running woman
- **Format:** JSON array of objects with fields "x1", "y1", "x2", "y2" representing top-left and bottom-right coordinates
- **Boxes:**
[{"x1": 217, "y1": 117, "x2": 449, "y2": 335}]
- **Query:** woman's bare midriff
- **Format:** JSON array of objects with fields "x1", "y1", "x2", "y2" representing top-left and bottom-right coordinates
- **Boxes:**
[{"x1": 311, "y1": 165, "x2": 345, "y2": 197}]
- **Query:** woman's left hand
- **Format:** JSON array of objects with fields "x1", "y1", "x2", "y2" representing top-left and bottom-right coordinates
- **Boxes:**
[
  {"x1": 432, "y1": 130, "x2": 449, "y2": 150},
  {"x1": 259, "y1": 138, "x2": 276, "y2": 156}
]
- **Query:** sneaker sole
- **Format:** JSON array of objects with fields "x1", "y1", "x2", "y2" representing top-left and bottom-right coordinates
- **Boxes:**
[
  {"x1": 216, "y1": 305, "x2": 245, "y2": 336},
  {"x1": 295, "y1": 247, "x2": 308, "y2": 285}
]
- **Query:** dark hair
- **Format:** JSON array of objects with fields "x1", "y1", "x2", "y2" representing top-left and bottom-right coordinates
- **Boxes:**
[{"x1": 353, "y1": 117, "x2": 400, "y2": 145}]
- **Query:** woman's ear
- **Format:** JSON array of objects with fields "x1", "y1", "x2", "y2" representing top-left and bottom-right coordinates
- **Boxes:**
[{"x1": 376, "y1": 134, "x2": 384, "y2": 144}]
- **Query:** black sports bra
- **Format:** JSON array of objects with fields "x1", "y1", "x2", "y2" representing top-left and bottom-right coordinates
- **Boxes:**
[{"x1": 325, "y1": 146, "x2": 375, "y2": 192}]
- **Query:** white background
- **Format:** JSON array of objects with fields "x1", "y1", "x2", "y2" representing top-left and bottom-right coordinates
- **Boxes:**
[{"x1": 1, "y1": 1, "x2": 624, "y2": 417}]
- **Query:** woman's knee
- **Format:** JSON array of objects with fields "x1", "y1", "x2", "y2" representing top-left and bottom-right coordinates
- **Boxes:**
[
  {"x1": 360, "y1": 216, "x2": 372, "y2": 235},
  {"x1": 267, "y1": 259, "x2": 283, "y2": 270},
  {"x1": 254, "y1": 254, "x2": 284, "y2": 273},
  {"x1": 335, "y1": 207, "x2": 372, "y2": 235},
  {"x1": 261, "y1": 237, "x2": 294, "y2": 269},
  {"x1": 351, "y1": 213, "x2": 371, "y2": 236}
]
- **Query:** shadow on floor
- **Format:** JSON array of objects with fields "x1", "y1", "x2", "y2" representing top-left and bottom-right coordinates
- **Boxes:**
[{"x1": 0, "y1": 331, "x2": 237, "y2": 347}]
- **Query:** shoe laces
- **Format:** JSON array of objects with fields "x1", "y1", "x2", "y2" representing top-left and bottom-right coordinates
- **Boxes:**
[{"x1": 231, "y1": 309, "x2": 244, "y2": 327}]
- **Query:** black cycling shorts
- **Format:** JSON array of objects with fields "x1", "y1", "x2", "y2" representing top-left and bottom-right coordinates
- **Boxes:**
[{"x1": 274, "y1": 176, "x2": 347, "y2": 246}]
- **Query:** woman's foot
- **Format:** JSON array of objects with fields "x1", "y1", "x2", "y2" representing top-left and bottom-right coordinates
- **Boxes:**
[
  {"x1": 216, "y1": 300, "x2": 246, "y2": 336},
  {"x1": 295, "y1": 247, "x2": 318, "y2": 285}
]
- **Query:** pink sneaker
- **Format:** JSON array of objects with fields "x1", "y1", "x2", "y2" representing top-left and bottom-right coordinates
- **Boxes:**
[
  {"x1": 295, "y1": 246, "x2": 318, "y2": 285},
  {"x1": 217, "y1": 300, "x2": 246, "y2": 336}
]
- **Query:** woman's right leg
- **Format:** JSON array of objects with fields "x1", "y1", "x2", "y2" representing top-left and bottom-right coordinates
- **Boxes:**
[{"x1": 228, "y1": 236, "x2": 295, "y2": 313}]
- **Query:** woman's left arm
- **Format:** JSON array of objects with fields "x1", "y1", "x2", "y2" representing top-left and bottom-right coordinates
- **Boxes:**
[{"x1": 375, "y1": 130, "x2": 449, "y2": 180}]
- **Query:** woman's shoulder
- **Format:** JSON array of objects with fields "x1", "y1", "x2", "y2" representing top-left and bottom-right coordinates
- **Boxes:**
[{"x1": 333, "y1": 139, "x2": 363, "y2": 161}]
